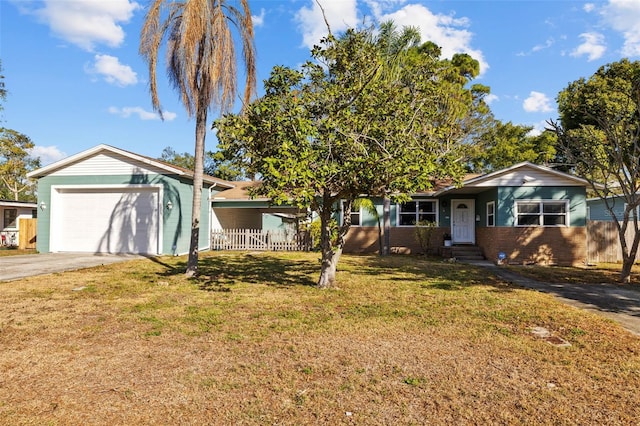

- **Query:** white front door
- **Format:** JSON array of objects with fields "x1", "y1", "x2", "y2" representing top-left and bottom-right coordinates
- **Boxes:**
[{"x1": 452, "y1": 199, "x2": 475, "y2": 244}]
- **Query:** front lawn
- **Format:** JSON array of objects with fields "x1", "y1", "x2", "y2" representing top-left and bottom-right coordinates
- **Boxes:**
[{"x1": 0, "y1": 252, "x2": 638, "y2": 424}]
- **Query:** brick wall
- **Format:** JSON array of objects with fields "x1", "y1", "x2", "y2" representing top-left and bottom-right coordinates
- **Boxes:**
[
  {"x1": 477, "y1": 226, "x2": 586, "y2": 266},
  {"x1": 344, "y1": 226, "x2": 449, "y2": 255}
]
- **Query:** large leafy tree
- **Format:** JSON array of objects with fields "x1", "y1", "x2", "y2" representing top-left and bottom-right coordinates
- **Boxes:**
[
  {"x1": 0, "y1": 129, "x2": 40, "y2": 201},
  {"x1": 549, "y1": 58, "x2": 640, "y2": 283},
  {"x1": 140, "y1": 0, "x2": 256, "y2": 276},
  {"x1": 159, "y1": 146, "x2": 244, "y2": 180},
  {"x1": 216, "y1": 23, "x2": 491, "y2": 288},
  {"x1": 471, "y1": 121, "x2": 557, "y2": 172}
]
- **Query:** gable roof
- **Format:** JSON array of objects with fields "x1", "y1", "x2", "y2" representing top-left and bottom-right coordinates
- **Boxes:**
[
  {"x1": 211, "y1": 181, "x2": 266, "y2": 201},
  {"x1": 434, "y1": 162, "x2": 591, "y2": 196},
  {"x1": 27, "y1": 144, "x2": 235, "y2": 188}
]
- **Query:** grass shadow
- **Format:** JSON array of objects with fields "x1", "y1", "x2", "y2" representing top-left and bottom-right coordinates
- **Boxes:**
[
  {"x1": 342, "y1": 254, "x2": 513, "y2": 292},
  {"x1": 159, "y1": 252, "x2": 318, "y2": 289}
]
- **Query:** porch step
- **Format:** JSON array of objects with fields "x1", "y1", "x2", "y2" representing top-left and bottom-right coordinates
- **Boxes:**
[{"x1": 449, "y1": 245, "x2": 484, "y2": 261}]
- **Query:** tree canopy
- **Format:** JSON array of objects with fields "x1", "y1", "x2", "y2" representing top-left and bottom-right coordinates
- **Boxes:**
[
  {"x1": 0, "y1": 128, "x2": 40, "y2": 201},
  {"x1": 159, "y1": 146, "x2": 245, "y2": 181},
  {"x1": 470, "y1": 121, "x2": 558, "y2": 173},
  {"x1": 216, "y1": 23, "x2": 493, "y2": 287},
  {"x1": 549, "y1": 58, "x2": 640, "y2": 283}
]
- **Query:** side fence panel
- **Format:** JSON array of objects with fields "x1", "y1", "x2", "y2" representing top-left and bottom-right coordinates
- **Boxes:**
[
  {"x1": 587, "y1": 220, "x2": 639, "y2": 263},
  {"x1": 211, "y1": 229, "x2": 311, "y2": 251}
]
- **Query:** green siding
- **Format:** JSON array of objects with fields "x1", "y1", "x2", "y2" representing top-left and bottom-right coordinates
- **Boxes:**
[
  {"x1": 476, "y1": 188, "x2": 499, "y2": 228},
  {"x1": 35, "y1": 174, "x2": 211, "y2": 255},
  {"x1": 497, "y1": 186, "x2": 587, "y2": 227}
]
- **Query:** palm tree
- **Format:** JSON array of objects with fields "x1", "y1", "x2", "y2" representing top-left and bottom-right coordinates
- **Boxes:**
[{"x1": 140, "y1": 0, "x2": 256, "y2": 276}]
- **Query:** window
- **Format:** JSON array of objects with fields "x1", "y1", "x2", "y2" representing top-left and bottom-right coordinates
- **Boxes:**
[
  {"x1": 341, "y1": 201, "x2": 361, "y2": 226},
  {"x1": 350, "y1": 208, "x2": 361, "y2": 226},
  {"x1": 515, "y1": 200, "x2": 568, "y2": 226},
  {"x1": 398, "y1": 200, "x2": 437, "y2": 226},
  {"x1": 486, "y1": 201, "x2": 495, "y2": 227},
  {"x1": 3, "y1": 209, "x2": 17, "y2": 229}
]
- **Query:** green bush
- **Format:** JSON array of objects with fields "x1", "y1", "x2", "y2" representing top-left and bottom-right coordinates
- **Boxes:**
[{"x1": 414, "y1": 220, "x2": 438, "y2": 254}]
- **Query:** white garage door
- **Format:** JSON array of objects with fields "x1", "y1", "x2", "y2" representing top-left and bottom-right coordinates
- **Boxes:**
[{"x1": 52, "y1": 187, "x2": 160, "y2": 254}]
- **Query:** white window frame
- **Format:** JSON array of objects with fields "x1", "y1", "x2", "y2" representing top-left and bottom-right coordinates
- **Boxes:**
[
  {"x1": 341, "y1": 201, "x2": 362, "y2": 227},
  {"x1": 514, "y1": 200, "x2": 570, "y2": 227},
  {"x1": 486, "y1": 201, "x2": 495, "y2": 227},
  {"x1": 397, "y1": 199, "x2": 438, "y2": 226}
]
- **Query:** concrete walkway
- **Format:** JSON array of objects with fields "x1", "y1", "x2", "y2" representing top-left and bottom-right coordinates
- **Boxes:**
[
  {"x1": 0, "y1": 253, "x2": 141, "y2": 282},
  {"x1": 467, "y1": 260, "x2": 640, "y2": 336}
]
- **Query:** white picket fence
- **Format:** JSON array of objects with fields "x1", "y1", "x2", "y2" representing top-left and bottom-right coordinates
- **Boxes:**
[{"x1": 211, "y1": 229, "x2": 311, "y2": 251}]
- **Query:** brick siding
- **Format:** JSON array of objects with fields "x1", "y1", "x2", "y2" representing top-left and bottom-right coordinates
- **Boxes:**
[{"x1": 477, "y1": 226, "x2": 586, "y2": 266}]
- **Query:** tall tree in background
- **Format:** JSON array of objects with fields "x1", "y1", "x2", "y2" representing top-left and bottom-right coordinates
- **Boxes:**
[
  {"x1": 471, "y1": 121, "x2": 557, "y2": 173},
  {"x1": 140, "y1": 0, "x2": 256, "y2": 276},
  {"x1": 216, "y1": 23, "x2": 490, "y2": 288},
  {"x1": 0, "y1": 129, "x2": 40, "y2": 200},
  {"x1": 0, "y1": 60, "x2": 40, "y2": 201},
  {"x1": 159, "y1": 146, "x2": 245, "y2": 181},
  {"x1": 549, "y1": 59, "x2": 640, "y2": 283}
]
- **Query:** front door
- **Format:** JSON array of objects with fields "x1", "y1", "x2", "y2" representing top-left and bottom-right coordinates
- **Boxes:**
[{"x1": 452, "y1": 199, "x2": 475, "y2": 244}]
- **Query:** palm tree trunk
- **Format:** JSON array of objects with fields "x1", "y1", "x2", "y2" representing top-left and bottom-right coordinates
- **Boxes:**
[{"x1": 186, "y1": 104, "x2": 208, "y2": 277}]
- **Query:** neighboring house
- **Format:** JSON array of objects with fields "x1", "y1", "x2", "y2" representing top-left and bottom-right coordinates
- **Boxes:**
[
  {"x1": 587, "y1": 195, "x2": 639, "y2": 221},
  {"x1": 27, "y1": 144, "x2": 234, "y2": 256},
  {"x1": 0, "y1": 200, "x2": 37, "y2": 247}
]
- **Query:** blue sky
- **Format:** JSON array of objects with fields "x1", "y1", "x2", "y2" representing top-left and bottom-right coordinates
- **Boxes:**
[{"x1": 1, "y1": 0, "x2": 639, "y2": 166}]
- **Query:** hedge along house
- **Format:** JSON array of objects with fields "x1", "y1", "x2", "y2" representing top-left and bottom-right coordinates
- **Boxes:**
[
  {"x1": 342, "y1": 162, "x2": 591, "y2": 266},
  {"x1": 27, "y1": 144, "x2": 233, "y2": 256}
]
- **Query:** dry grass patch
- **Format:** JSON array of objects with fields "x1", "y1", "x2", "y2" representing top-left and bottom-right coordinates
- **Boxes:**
[{"x1": 0, "y1": 252, "x2": 638, "y2": 425}]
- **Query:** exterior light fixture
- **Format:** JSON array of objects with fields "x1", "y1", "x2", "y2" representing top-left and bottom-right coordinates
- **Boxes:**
[
  {"x1": 166, "y1": 201, "x2": 173, "y2": 210},
  {"x1": 39, "y1": 201, "x2": 47, "y2": 210}
]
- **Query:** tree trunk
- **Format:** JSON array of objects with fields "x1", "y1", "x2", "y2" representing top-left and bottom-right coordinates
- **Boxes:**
[
  {"x1": 615, "y1": 207, "x2": 640, "y2": 283},
  {"x1": 186, "y1": 104, "x2": 208, "y2": 277},
  {"x1": 316, "y1": 195, "x2": 350, "y2": 288},
  {"x1": 318, "y1": 247, "x2": 342, "y2": 288},
  {"x1": 382, "y1": 196, "x2": 391, "y2": 256}
]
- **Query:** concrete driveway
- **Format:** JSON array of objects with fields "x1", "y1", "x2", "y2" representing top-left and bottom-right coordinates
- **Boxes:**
[{"x1": 0, "y1": 253, "x2": 141, "y2": 282}]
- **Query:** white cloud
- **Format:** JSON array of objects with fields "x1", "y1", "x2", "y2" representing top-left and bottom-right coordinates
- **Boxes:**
[
  {"x1": 108, "y1": 106, "x2": 177, "y2": 121},
  {"x1": 28, "y1": 145, "x2": 67, "y2": 166},
  {"x1": 378, "y1": 4, "x2": 489, "y2": 75},
  {"x1": 252, "y1": 8, "x2": 266, "y2": 27},
  {"x1": 32, "y1": 0, "x2": 140, "y2": 51},
  {"x1": 484, "y1": 94, "x2": 499, "y2": 105},
  {"x1": 602, "y1": 0, "x2": 640, "y2": 56},
  {"x1": 584, "y1": 3, "x2": 596, "y2": 13},
  {"x1": 86, "y1": 54, "x2": 138, "y2": 86},
  {"x1": 295, "y1": 0, "x2": 360, "y2": 49},
  {"x1": 523, "y1": 91, "x2": 553, "y2": 113},
  {"x1": 570, "y1": 32, "x2": 606, "y2": 61}
]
